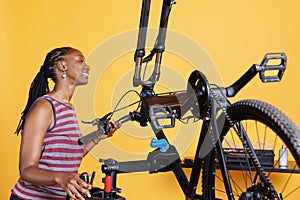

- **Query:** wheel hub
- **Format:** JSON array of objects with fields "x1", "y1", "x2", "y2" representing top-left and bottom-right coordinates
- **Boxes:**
[{"x1": 239, "y1": 182, "x2": 279, "y2": 200}]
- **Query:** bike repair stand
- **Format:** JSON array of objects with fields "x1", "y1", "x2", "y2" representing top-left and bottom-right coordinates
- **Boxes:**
[{"x1": 91, "y1": 138, "x2": 178, "y2": 200}]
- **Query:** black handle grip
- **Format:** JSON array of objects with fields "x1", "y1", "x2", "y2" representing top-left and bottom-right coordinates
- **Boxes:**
[
  {"x1": 80, "y1": 172, "x2": 89, "y2": 183},
  {"x1": 78, "y1": 130, "x2": 103, "y2": 145},
  {"x1": 78, "y1": 114, "x2": 133, "y2": 145}
]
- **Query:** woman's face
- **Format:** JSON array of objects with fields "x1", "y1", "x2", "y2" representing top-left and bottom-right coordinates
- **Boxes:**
[{"x1": 64, "y1": 49, "x2": 90, "y2": 86}]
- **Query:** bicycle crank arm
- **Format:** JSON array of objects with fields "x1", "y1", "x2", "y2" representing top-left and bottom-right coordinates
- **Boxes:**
[{"x1": 226, "y1": 52, "x2": 286, "y2": 97}]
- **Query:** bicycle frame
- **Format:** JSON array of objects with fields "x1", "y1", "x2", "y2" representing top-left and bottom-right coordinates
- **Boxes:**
[
  {"x1": 131, "y1": 1, "x2": 286, "y2": 197},
  {"x1": 79, "y1": 0, "x2": 287, "y2": 199}
]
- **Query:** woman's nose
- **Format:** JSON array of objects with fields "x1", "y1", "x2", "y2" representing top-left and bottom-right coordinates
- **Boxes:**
[{"x1": 85, "y1": 63, "x2": 91, "y2": 71}]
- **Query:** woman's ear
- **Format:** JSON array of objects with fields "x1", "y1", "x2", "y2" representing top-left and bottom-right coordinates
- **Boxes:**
[{"x1": 56, "y1": 61, "x2": 67, "y2": 71}]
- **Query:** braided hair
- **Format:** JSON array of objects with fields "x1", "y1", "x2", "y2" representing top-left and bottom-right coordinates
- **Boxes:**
[{"x1": 15, "y1": 47, "x2": 74, "y2": 135}]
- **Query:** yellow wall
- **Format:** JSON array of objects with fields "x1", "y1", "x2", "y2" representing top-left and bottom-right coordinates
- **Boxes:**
[{"x1": 1, "y1": 0, "x2": 300, "y2": 199}]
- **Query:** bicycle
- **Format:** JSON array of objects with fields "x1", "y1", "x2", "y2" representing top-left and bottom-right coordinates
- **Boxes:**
[{"x1": 77, "y1": 0, "x2": 300, "y2": 199}]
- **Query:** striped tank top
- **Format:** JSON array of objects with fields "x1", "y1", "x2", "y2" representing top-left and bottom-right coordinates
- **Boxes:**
[{"x1": 12, "y1": 95, "x2": 85, "y2": 199}]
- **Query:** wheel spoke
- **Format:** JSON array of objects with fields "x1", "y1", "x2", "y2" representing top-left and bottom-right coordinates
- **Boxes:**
[
  {"x1": 255, "y1": 121, "x2": 261, "y2": 150},
  {"x1": 281, "y1": 163, "x2": 298, "y2": 194},
  {"x1": 284, "y1": 185, "x2": 300, "y2": 199},
  {"x1": 215, "y1": 172, "x2": 242, "y2": 197},
  {"x1": 262, "y1": 125, "x2": 267, "y2": 151}
]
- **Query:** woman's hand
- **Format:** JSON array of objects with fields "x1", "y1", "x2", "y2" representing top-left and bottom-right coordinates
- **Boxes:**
[
  {"x1": 106, "y1": 120, "x2": 119, "y2": 137},
  {"x1": 83, "y1": 120, "x2": 121, "y2": 155},
  {"x1": 97, "y1": 120, "x2": 119, "y2": 140},
  {"x1": 55, "y1": 173, "x2": 91, "y2": 200}
]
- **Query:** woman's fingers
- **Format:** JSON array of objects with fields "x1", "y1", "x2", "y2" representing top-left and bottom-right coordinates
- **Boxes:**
[
  {"x1": 66, "y1": 184, "x2": 84, "y2": 200},
  {"x1": 96, "y1": 120, "x2": 120, "y2": 141},
  {"x1": 109, "y1": 120, "x2": 119, "y2": 133},
  {"x1": 74, "y1": 176, "x2": 91, "y2": 198},
  {"x1": 111, "y1": 120, "x2": 120, "y2": 129},
  {"x1": 65, "y1": 174, "x2": 91, "y2": 200}
]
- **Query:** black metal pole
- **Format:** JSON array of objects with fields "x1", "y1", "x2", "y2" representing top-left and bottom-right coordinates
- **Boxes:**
[
  {"x1": 155, "y1": 0, "x2": 172, "y2": 52},
  {"x1": 135, "y1": 0, "x2": 151, "y2": 59},
  {"x1": 187, "y1": 121, "x2": 210, "y2": 195}
]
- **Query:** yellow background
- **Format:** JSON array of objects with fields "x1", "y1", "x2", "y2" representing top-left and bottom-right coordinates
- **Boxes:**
[{"x1": 1, "y1": 0, "x2": 300, "y2": 199}]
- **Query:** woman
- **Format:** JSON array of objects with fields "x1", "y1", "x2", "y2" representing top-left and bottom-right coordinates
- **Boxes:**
[{"x1": 11, "y1": 47, "x2": 117, "y2": 200}]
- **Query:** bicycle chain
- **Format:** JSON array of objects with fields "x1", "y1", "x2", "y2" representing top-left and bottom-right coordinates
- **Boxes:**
[{"x1": 208, "y1": 87, "x2": 281, "y2": 199}]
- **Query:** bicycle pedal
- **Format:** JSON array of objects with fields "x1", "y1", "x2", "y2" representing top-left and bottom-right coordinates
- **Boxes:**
[
  {"x1": 149, "y1": 105, "x2": 176, "y2": 129},
  {"x1": 258, "y1": 52, "x2": 286, "y2": 82}
]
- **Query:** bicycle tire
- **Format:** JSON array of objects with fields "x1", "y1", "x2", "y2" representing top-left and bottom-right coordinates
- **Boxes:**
[{"x1": 202, "y1": 99, "x2": 300, "y2": 199}]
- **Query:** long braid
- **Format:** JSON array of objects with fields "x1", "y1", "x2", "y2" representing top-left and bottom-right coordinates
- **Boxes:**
[{"x1": 15, "y1": 47, "x2": 74, "y2": 135}]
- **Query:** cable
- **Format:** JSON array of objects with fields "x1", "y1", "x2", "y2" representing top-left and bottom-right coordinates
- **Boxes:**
[
  {"x1": 110, "y1": 90, "x2": 141, "y2": 118},
  {"x1": 155, "y1": 90, "x2": 186, "y2": 96},
  {"x1": 113, "y1": 100, "x2": 141, "y2": 114},
  {"x1": 179, "y1": 116, "x2": 199, "y2": 124}
]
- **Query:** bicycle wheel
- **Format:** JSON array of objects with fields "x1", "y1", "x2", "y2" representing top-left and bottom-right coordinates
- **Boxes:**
[{"x1": 202, "y1": 99, "x2": 300, "y2": 199}]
